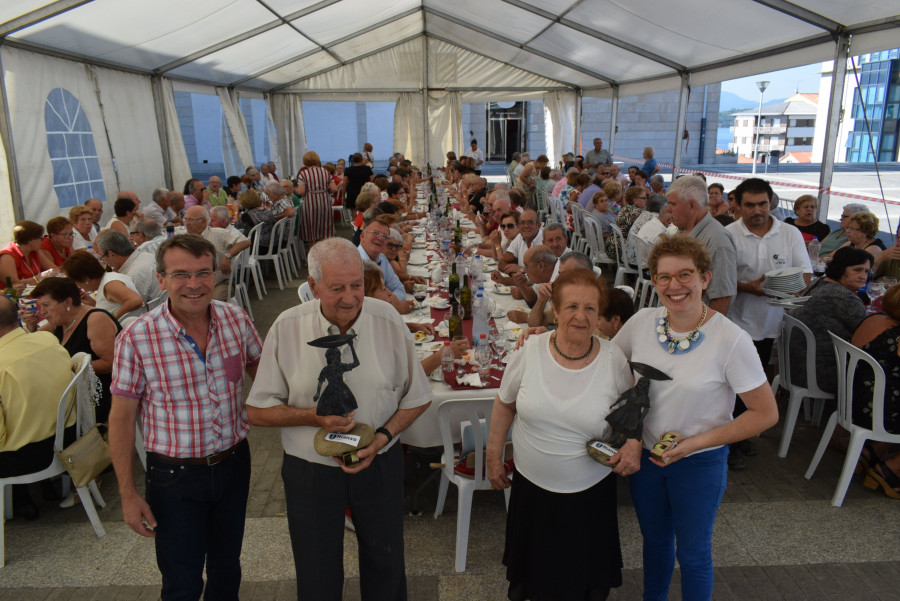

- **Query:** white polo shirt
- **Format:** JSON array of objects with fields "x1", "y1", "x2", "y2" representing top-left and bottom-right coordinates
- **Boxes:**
[
  {"x1": 726, "y1": 217, "x2": 812, "y2": 340},
  {"x1": 506, "y1": 229, "x2": 543, "y2": 267}
]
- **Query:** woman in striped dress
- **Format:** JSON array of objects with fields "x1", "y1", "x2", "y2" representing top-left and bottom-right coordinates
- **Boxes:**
[{"x1": 296, "y1": 151, "x2": 338, "y2": 249}]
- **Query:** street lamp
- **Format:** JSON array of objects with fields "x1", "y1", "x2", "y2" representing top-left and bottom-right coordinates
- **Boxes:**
[{"x1": 751, "y1": 80, "x2": 770, "y2": 175}]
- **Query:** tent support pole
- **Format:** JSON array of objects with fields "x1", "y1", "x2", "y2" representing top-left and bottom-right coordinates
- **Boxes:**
[
  {"x1": 817, "y1": 33, "x2": 851, "y2": 221},
  {"x1": 0, "y1": 51, "x2": 22, "y2": 221},
  {"x1": 575, "y1": 89, "x2": 583, "y2": 156},
  {"x1": 151, "y1": 75, "x2": 173, "y2": 190},
  {"x1": 672, "y1": 73, "x2": 691, "y2": 179},
  {"x1": 608, "y1": 86, "x2": 619, "y2": 158}
]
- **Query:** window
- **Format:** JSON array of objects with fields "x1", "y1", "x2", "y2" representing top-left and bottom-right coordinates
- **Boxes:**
[
  {"x1": 173, "y1": 91, "x2": 228, "y2": 182},
  {"x1": 45, "y1": 88, "x2": 105, "y2": 208}
]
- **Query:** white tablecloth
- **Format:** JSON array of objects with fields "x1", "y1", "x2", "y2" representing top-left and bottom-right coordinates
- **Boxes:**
[{"x1": 399, "y1": 226, "x2": 525, "y2": 448}]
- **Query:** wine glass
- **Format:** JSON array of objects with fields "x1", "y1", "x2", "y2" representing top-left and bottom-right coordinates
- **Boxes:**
[
  {"x1": 475, "y1": 340, "x2": 493, "y2": 381},
  {"x1": 868, "y1": 281, "x2": 886, "y2": 314},
  {"x1": 412, "y1": 284, "x2": 428, "y2": 316}
]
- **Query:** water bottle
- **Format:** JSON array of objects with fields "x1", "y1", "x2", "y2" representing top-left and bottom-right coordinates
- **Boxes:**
[
  {"x1": 472, "y1": 292, "x2": 490, "y2": 342},
  {"x1": 440, "y1": 341, "x2": 455, "y2": 374},
  {"x1": 807, "y1": 237, "x2": 820, "y2": 264},
  {"x1": 455, "y1": 253, "x2": 467, "y2": 282},
  {"x1": 470, "y1": 254, "x2": 484, "y2": 283}
]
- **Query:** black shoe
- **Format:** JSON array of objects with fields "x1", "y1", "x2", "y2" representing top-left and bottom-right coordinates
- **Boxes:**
[
  {"x1": 728, "y1": 447, "x2": 746, "y2": 471},
  {"x1": 734, "y1": 439, "x2": 758, "y2": 457}
]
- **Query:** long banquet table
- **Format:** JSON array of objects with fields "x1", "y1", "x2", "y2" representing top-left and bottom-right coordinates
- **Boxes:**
[{"x1": 398, "y1": 222, "x2": 525, "y2": 449}]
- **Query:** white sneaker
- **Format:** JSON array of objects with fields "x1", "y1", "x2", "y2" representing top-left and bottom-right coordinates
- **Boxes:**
[{"x1": 59, "y1": 491, "x2": 78, "y2": 509}]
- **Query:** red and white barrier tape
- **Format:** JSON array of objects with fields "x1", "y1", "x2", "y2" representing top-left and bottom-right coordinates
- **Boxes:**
[{"x1": 613, "y1": 155, "x2": 900, "y2": 207}]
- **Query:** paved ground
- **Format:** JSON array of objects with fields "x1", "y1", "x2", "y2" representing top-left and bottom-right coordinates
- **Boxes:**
[{"x1": 2, "y1": 223, "x2": 898, "y2": 599}]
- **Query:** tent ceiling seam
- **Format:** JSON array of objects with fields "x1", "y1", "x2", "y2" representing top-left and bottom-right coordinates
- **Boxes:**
[
  {"x1": 228, "y1": 6, "x2": 423, "y2": 87},
  {"x1": 423, "y1": 6, "x2": 615, "y2": 85},
  {"x1": 0, "y1": 0, "x2": 93, "y2": 38},
  {"x1": 254, "y1": 0, "x2": 342, "y2": 65},
  {"x1": 750, "y1": 0, "x2": 843, "y2": 34},
  {"x1": 425, "y1": 33, "x2": 578, "y2": 90}
]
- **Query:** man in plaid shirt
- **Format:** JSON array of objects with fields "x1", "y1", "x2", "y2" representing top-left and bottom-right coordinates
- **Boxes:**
[{"x1": 109, "y1": 234, "x2": 262, "y2": 601}]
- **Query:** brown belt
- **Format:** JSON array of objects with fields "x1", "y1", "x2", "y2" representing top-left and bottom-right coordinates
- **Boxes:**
[{"x1": 148, "y1": 439, "x2": 245, "y2": 467}]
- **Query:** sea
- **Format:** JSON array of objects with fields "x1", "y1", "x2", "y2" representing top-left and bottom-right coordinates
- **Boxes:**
[{"x1": 716, "y1": 126, "x2": 732, "y2": 151}]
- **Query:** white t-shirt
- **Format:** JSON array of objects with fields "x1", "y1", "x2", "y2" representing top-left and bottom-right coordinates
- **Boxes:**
[
  {"x1": 499, "y1": 332, "x2": 633, "y2": 492},
  {"x1": 506, "y1": 230, "x2": 543, "y2": 266},
  {"x1": 726, "y1": 217, "x2": 812, "y2": 340},
  {"x1": 612, "y1": 308, "x2": 767, "y2": 452},
  {"x1": 96, "y1": 271, "x2": 142, "y2": 319},
  {"x1": 463, "y1": 148, "x2": 484, "y2": 166}
]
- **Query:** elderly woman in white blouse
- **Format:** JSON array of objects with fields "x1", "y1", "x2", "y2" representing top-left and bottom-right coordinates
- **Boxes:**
[
  {"x1": 612, "y1": 235, "x2": 777, "y2": 601},
  {"x1": 487, "y1": 269, "x2": 637, "y2": 601}
]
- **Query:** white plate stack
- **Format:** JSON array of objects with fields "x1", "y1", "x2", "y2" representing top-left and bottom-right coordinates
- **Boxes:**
[{"x1": 762, "y1": 267, "x2": 807, "y2": 298}]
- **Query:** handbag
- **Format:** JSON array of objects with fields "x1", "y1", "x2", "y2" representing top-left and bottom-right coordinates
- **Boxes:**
[{"x1": 55, "y1": 424, "x2": 111, "y2": 488}]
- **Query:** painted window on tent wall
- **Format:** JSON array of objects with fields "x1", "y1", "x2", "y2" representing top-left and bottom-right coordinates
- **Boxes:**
[{"x1": 45, "y1": 87, "x2": 105, "y2": 208}]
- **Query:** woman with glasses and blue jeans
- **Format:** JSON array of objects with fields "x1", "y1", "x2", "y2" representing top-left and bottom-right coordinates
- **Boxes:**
[{"x1": 612, "y1": 235, "x2": 778, "y2": 601}]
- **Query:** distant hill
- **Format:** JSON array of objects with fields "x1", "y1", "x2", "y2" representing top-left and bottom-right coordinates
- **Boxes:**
[{"x1": 718, "y1": 92, "x2": 787, "y2": 127}]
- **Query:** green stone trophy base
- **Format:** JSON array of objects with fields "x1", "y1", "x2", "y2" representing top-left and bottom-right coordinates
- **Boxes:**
[{"x1": 314, "y1": 423, "x2": 375, "y2": 457}]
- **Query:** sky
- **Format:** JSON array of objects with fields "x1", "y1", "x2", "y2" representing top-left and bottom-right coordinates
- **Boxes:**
[{"x1": 721, "y1": 62, "x2": 823, "y2": 103}]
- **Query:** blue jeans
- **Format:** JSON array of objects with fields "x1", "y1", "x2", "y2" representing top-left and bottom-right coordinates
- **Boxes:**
[
  {"x1": 628, "y1": 446, "x2": 728, "y2": 601},
  {"x1": 146, "y1": 439, "x2": 251, "y2": 601}
]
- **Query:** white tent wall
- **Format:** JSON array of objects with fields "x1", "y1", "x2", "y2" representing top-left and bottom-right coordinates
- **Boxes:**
[
  {"x1": 158, "y1": 78, "x2": 191, "y2": 194},
  {"x1": 0, "y1": 121, "x2": 15, "y2": 240},
  {"x1": 217, "y1": 87, "x2": 254, "y2": 172},
  {"x1": 543, "y1": 91, "x2": 577, "y2": 166},
  {"x1": 426, "y1": 91, "x2": 462, "y2": 167},
  {"x1": 1, "y1": 45, "x2": 165, "y2": 233},
  {"x1": 394, "y1": 92, "x2": 425, "y2": 164},
  {"x1": 269, "y1": 93, "x2": 306, "y2": 176}
]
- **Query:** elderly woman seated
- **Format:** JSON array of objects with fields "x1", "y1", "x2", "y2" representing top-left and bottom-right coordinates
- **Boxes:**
[
  {"x1": 23, "y1": 276, "x2": 121, "y2": 423},
  {"x1": 850, "y1": 283, "x2": 900, "y2": 499},
  {"x1": 62, "y1": 250, "x2": 144, "y2": 322},
  {"x1": 827, "y1": 211, "x2": 885, "y2": 262},
  {"x1": 235, "y1": 189, "x2": 278, "y2": 248},
  {"x1": 0, "y1": 220, "x2": 53, "y2": 291},
  {"x1": 362, "y1": 261, "x2": 467, "y2": 375},
  {"x1": 791, "y1": 247, "x2": 872, "y2": 393},
  {"x1": 39, "y1": 216, "x2": 75, "y2": 267}
]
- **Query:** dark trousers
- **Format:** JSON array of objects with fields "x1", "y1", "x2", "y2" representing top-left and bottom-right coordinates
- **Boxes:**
[
  {"x1": 282, "y1": 443, "x2": 407, "y2": 601},
  {"x1": 146, "y1": 438, "x2": 251, "y2": 601},
  {"x1": 734, "y1": 337, "x2": 775, "y2": 417},
  {"x1": 0, "y1": 426, "x2": 77, "y2": 507}
]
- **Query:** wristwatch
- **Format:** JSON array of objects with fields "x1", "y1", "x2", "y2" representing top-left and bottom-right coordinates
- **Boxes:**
[
  {"x1": 375, "y1": 427, "x2": 393, "y2": 443},
  {"x1": 224, "y1": 252, "x2": 233, "y2": 260}
]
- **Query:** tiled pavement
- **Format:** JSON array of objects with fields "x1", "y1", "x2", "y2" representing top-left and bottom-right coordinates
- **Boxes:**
[{"x1": 2, "y1": 237, "x2": 898, "y2": 600}]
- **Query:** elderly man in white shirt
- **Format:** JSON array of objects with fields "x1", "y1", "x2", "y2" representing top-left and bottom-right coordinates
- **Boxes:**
[
  {"x1": 245, "y1": 237, "x2": 432, "y2": 601},
  {"x1": 495, "y1": 209, "x2": 543, "y2": 278},
  {"x1": 143, "y1": 187, "x2": 179, "y2": 227},
  {"x1": 94, "y1": 230, "x2": 161, "y2": 304},
  {"x1": 176, "y1": 206, "x2": 250, "y2": 300}
]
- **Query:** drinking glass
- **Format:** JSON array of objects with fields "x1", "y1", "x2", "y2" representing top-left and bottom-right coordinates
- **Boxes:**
[
  {"x1": 413, "y1": 284, "x2": 428, "y2": 316},
  {"x1": 475, "y1": 341, "x2": 493, "y2": 381}
]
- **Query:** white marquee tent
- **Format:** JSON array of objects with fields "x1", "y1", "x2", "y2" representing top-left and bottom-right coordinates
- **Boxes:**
[{"x1": 0, "y1": 0, "x2": 898, "y2": 236}]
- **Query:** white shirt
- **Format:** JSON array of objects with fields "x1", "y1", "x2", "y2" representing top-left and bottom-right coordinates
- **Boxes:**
[
  {"x1": 96, "y1": 271, "x2": 142, "y2": 320},
  {"x1": 632, "y1": 217, "x2": 668, "y2": 266},
  {"x1": 726, "y1": 217, "x2": 812, "y2": 340},
  {"x1": 144, "y1": 202, "x2": 177, "y2": 227},
  {"x1": 613, "y1": 308, "x2": 766, "y2": 453},
  {"x1": 506, "y1": 229, "x2": 543, "y2": 266},
  {"x1": 463, "y1": 148, "x2": 484, "y2": 166},
  {"x1": 136, "y1": 236, "x2": 165, "y2": 255},
  {"x1": 119, "y1": 251, "x2": 161, "y2": 303},
  {"x1": 246, "y1": 298, "x2": 433, "y2": 467},
  {"x1": 174, "y1": 226, "x2": 249, "y2": 284},
  {"x1": 499, "y1": 332, "x2": 633, "y2": 492},
  {"x1": 72, "y1": 229, "x2": 97, "y2": 251}
]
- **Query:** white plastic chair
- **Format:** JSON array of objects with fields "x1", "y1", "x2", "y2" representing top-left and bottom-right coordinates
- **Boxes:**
[
  {"x1": 0, "y1": 354, "x2": 106, "y2": 567},
  {"x1": 146, "y1": 292, "x2": 167, "y2": 312},
  {"x1": 285, "y1": 212, "x2": 306, "y2": 268},
  {"x1": 297, "y1": 281, "x2": 314, "y2": 303},
  {"x1": 805, "y1": 332, "x2": 900, "y2": 506},
  {"x1": 279, "y1": 215, "x2": 300, "y2": 280},
  {"x1": 226, "y1": 249, "x2": 254, "y2": 320},
  {"x1": 567, "y1": 201, "x2": 588, "y2": 253},
  {"x1": 581, "y1": 215, "x2": 617, "y2": 273},
  {"x1": 434, "y1": 398, "x2": 511, "y2": 572},
  {"x1": 773, "y1": 314, "x2": 834, "y2": 458},
  {"x1": 245, "y1": 222, "x2": 268, "y2": 300},
  {"x1": 610, "y1": 225, "x2": 637, "y2": 286}
]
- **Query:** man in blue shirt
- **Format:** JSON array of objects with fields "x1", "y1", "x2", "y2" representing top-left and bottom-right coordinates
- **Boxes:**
[{"x1": 357, "y1": 217, "x2": 415, "y2": 314}]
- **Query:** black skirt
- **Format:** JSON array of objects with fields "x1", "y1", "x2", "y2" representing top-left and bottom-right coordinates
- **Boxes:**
[{"x1": 503, "y1": 469, "x2": 623, "y2": 601}]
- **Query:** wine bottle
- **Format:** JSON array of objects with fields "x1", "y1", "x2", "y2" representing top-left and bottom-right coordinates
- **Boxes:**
[
  {"x1": 448, "y1": 299, "x2": 463, "y2": 341},
  {"x1": 448, "y1": 260, "x2": 460, "y2": 299},
  {"x1": 460, "y1": 275, "x2": 472, "y2": 320},
  {"x1": 3, "y1": 276, "x2": 17, "y2": 301}
]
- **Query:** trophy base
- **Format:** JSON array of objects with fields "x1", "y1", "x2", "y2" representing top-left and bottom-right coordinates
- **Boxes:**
[
  {"x1": 586, "y1": 440, "x2": 620, "y2": 466},
  {"x1": 650, "y1": 431, "x2": 682, "y2": 462},
  {"x1": 314, "y1": 423, "x2": 375, "y2": 460}
]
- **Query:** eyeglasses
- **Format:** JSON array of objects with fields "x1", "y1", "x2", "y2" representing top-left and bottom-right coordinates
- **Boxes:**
[
  {"x1": 53, "y1": 231, "x2": 75, "y2": 238},
  {"x1": 519, "y1": 220, "x2": 538, "y2": 225},
  {"x1": 367, "y1": 231, "x2": 390, "y2": 240},
  {"x1": 185, "y1": 217, "x2": 207, "y2": 223},
  {"x1": 162, "y1": 270, "x2": 215, "y2": 281},
  {"x1": 652, "y1": 269, "x2": 700, "y2": 286},
  {"x1": 846, "y1": 226, "x2": 862, "y2": 233},
  {"x1": 500, "y1": 223, "x2": 517, "y2": 229},
  {"x1": 840, "y1": 214, "x2": 851, "y2": 219},
  {"x1": 386, "y1": 243, "x2": 402, "y2": 250}
]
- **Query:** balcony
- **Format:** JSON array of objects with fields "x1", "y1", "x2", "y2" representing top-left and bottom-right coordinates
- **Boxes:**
[
  {"x1": 756, "y1": 125, "x2": 787, "y2": 134},
  {"x1": 757, "y1": 143, "x2": 786, "y2": 152}
]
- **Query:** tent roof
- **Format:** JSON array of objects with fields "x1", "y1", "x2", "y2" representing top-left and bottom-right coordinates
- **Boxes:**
[{"x1": 1, "y1": 0, "x2": 899, "y2": 95}]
